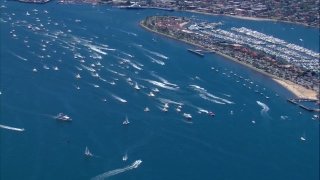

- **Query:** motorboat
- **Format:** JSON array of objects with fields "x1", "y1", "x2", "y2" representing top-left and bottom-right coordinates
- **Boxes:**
[
  {"x1": 183, "y1": 113, "x2": 192, "y2": 120},
  {"x1": 55, "y1": 113, "x2": 72, "y2": 121}
]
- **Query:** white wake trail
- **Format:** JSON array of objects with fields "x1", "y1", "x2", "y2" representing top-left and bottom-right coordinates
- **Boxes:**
[
  {"x1": 256, "y1": 101, "x2": 270, "y2": 113},
  {"x1": 0, "y1": 124, "x2": 25, "y2": 132},
  {"x1": 91, "y1": 160, "x2": 142, "y2": 180}
]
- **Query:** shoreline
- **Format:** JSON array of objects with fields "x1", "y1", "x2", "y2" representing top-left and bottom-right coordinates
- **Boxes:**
[
  {"x1": 183, "y1": 10, "x2": 316, "y2": 28},
  {"x1": 139, "y1": 21, "x2": 318, "y2": 100}
]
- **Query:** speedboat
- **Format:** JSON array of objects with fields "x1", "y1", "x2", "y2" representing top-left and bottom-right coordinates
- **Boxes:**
[
  {"x1": 75, "y1": 74, "x2": 81, "y2": 79},
  {"x1": 183, "y1": 113, "x2": 192, "y2": 120},
  {"x1": 123, "y1": 116, "x2": 130, "y2": 125},
  {"x1": 162, "y1": 107, "x2": 168, "y2": 112},
  {"x1": 55, "y1": 113, "x2": 72, "y2": 121},
  {"x1": 300, "y1": 136, "x2": 306, "y2": 141},
  {"x1": 176, "y1": 108, "x2": 181, "y2": 112}
]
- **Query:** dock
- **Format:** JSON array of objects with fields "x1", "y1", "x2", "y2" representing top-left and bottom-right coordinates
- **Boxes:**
[{"x1": 287, "y1": 98, "x2": 320, "y2": 112}]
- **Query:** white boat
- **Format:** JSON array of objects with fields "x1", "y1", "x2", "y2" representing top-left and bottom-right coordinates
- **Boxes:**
[
  {"x1": 183, "y1": 113, "x2": 192, "y2": 120},
  {"x1": 55, "y1": 113, "x2": 72, "y2": 121},
  {"x1": 176, "y1": 108, "x2": 181, "y2": 112},
  {"x1": 134, "y1": 82, "x2": 140, "y2": 90},
  {"x1": 164, "y1": 103, "x2": 169, "y2": 108},
  {"x1": 123, "y1": 116, "x2": 130, "y2": 125},
  {"x1": 122, "y1": 153, "x2": 128, "y2": 161},
  {"x1": 144, "y1": 107, "x2": 150, "y2": 112},
  {"x1": 32, "y1": 68, "x2": 37, "y2": 72},
  {"x1": 84, "y1": 146, "x2": 93, "y2": 157},
  {"x1": 148, "y1": 92, "x2": 155, "y2": 97},
  {"x1": 152, "y1": 88, "x2": 159, "y2": 92},
  {"x1": 162, "y1": 107, "x2": 168, "y2": 112},
  {"x1": 76, "y1": 74, "x2": 81, "y2": 79},
  {"x1": 300, "y1": 136, "x2": 306, "y2": 141}
]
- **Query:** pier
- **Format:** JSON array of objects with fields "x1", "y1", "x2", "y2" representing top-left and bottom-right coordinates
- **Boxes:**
[{"x1": 287, "y1": 98, "x2": 320, "y2": 112}]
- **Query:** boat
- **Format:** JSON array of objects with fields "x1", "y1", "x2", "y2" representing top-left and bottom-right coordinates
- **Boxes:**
[
  {"x1": 123, "y1": 116, "x2": 130, "y2": 125},
  {"x1": 176, "y1": 108, "x2": 181, "y2": 112},
  {"x1": 183, "y1": 113, "x2": 192, "y2": 120},
  {"x1": 75, "y1": 74, "x2": 81, "y2": 79},
  {"x1": 122, "y1": 153, "x2": 128, "y2": 161},
  {"x1": 164, "y1": 103, "x2": 169, "y2": 108},
  {"x1": 55, "y1": 113, "x2": 72, "y2": 121},
  {"x1": 162, "y1": 107, "x2": 168, "y2": 112},
  {"x1": 208, "y1": 111, "x2": 215, "y2": 116},
  {"x1": 152, "y1": 88, "x2": 159, "y2": 92},
  {"x1": 134, "y1": 82, "x2": 140, "y2": 90},
  {"x1": 187, "y1": 49, "x2": 204, "y2": 57},
  {"x1": 148, "y1": 92, "x2": 155, "y2": 97},
  {"x1": 300, "y1": 136, "x2": 306, "y2": 141},
  {"x1": 144, "y1": 107, "x2": 150, "y2": 112},
  {"x1": 84, "y1": 146, "x2": 93, "y2": 157}
]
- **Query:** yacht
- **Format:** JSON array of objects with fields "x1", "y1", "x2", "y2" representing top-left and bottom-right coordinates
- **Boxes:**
[{"x1": 55, "y1": 113, "x2": 72, "y2": 121}]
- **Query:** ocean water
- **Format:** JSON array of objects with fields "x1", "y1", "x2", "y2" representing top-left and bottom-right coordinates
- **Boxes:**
[{"x1": 0, "y1": 2, "x2": 319, "y2": 180}]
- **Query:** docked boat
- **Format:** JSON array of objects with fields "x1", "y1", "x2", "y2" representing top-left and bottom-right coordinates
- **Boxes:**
[
  {"x1": 84, "y1": 146, "x2": 93, "y2": 157},
  {"x1": 55, "y1": 113, "x2": 72, "y2": 121}
]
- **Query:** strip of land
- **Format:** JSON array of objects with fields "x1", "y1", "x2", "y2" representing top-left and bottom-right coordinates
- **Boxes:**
[{"x1": 140, "y1": 16, "x2": 319, "y2": 100}]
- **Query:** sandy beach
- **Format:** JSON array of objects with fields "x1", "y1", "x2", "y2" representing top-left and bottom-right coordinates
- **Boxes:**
[{"x1": 140, "y1": 21, "x2": 318, "y2": 100}]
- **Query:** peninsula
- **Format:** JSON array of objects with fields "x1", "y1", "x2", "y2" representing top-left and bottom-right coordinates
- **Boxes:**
[
  {"x1": 140, "y1": 16, "x2": 319, "y2": 100},
  {"x1": 19, "y1": 0, "x2": 320, "y2": 28}
]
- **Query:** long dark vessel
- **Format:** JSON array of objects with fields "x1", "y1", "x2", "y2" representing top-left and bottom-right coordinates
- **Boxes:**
[{"x1": 187, "y1": 49, "x2": 204, "y2": 57}]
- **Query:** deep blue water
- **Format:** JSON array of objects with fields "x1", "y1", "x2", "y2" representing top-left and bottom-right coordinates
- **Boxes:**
[{"x1": 0, "y1": 2, "x2": 319, "y2": 180}]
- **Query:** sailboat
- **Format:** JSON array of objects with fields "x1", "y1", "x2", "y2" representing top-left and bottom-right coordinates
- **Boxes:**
[
  {"x1": 134, "y1": 82, "x2": 140, "y2": 90},
  {"x1": 123, "y1": 116, "x2": 130, "y2": 125},
  {"x1": 84, "y1": 146, "x2": 93, "y2": 157}
]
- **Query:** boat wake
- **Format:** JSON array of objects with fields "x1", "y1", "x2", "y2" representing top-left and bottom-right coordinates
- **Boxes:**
[
  {"x1": 0, "y1": 124, "x2": 25, "y2": 132},
  {"x1": 146, "y1": 55, "x2": 165, "y2": 65},
  {"x1": 144, "y1": 79, "x2": 179, "y2": 91},
  {"x1": 91, "y1": 160, "x2": 142, "y2": 180},
  {"x1": 111, "y1": 94, "x2": 127, "y2": 103},
  {"x1": 189, "y1": 85, "x2": 234, "y2": 105},
  {"x1": 256, "y1": 101, "x2": 270, "y2": 114}
]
